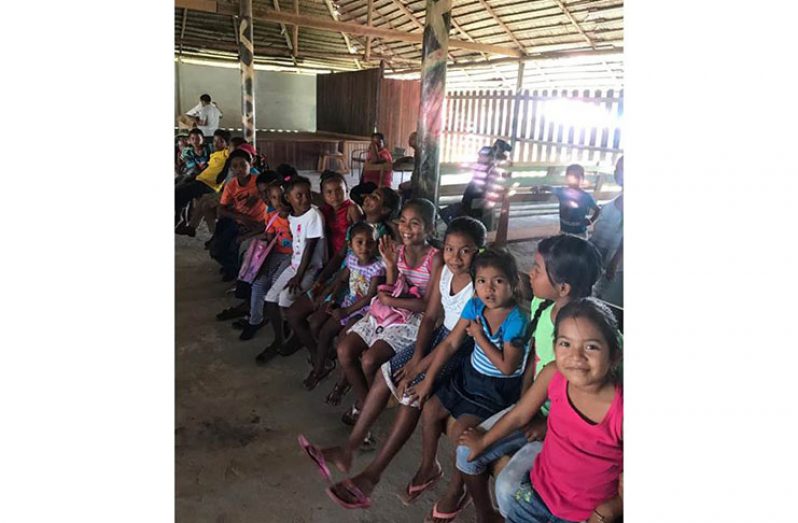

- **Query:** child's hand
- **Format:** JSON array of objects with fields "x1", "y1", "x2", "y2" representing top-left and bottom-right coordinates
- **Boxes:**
[
  {"x1": 458, "y1": 427, "x2": 487, "y2": 462},
  {"x1": 394, "y1": 359, "x2": 418, "y2": 397},
  {"x1": 286, "y1": 275, "x2": 302, "y2": 293},
  {"x1": 523, "y1": 414, "x2": 548, "y2": 442},
  {"x1": 404, "y1": 377, "x2": 433, "y2": 407},
  {"x1": 465, "y1": 318, "x2": 483, "y2": 339},
  {"x1": 377, "y1": 291, "x2": 393, "y2": 306},
  {"x1": 330, "y1": 308, "x2": 344, "y2": 322},
  {"x1": 378, "y1": 236, "x2": 397, "y2": 267},
  {"x1": 310, "y1": 282, "x2": 325, "y2": 303}
]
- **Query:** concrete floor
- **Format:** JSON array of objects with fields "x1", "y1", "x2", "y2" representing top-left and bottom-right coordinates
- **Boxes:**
[
  {"x1": 175, "y1": 216, "x2": 554, "y2": 523},
  {"x1": 176, "y1": 232, "x2": 476, "y2": 523}
]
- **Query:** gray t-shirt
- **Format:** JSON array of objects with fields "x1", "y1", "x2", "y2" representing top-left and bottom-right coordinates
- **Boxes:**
[{"x1": 590, "y1": 196, "x2": 623, "y2": 272}]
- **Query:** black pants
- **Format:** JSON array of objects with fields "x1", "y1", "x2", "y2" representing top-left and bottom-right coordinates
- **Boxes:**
[
  {"x1": 175, "y1": 181, "x2": 213, "y2": 225},
  {"x1": 209, "y1": 217, "x2": 242, "y2": 276}
]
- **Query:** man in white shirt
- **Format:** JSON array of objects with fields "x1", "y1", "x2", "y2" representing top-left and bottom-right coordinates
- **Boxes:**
[{"x1": 185, "y1": 94, "x2": 223, "y2": 138}]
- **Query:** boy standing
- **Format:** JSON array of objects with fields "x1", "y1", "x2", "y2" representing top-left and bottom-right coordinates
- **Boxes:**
[{"x1": 549, "y1": 164, "x2": 600, "y2": 239}]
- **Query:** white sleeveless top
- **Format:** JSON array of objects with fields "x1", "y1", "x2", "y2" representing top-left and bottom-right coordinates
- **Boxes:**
[{"x1": 439, "y1": 264, "x2": 475, "y2": 331}]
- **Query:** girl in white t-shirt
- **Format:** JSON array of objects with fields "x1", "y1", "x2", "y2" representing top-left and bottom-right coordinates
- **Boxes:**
[{"x1": 256, "y1": 177, "x2": 327, "y2": 364}]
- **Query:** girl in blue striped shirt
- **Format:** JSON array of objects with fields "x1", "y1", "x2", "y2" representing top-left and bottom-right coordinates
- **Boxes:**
[{"x1": 401, "y1": 248, "x2": 531, "y2": 519}]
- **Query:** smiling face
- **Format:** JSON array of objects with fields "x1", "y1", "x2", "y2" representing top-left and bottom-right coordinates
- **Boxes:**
[
  {"x1": 474, "y1": 265, "x2": 514, "y2": 309},
  {"x1": 397, "y1": 206, "x2": 429, "y2": 246},
  {"x1": 443, "y1": 232, "x2": 478, "y2": 276},
  {"x1": 322, "y1": 179, "x2": 346, "y2": 209},
  {"x1": 554, "y1": 316, "x2": 615, "y2": 388},
  {"x1": 350, "y1": 230, "x2": 378, "y2": 264},
  {"x1": 528, "y1": 252, "x2": 559, "y2": 300},
  {"x1": 286, "y1": 183, "x2": 312, "y2": 215}
]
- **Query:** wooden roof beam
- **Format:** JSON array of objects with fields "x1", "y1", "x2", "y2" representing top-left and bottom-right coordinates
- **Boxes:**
[
  {"x1": 292, "y1": 0, "x2": 299, "y2": 56},
  {"x1": 175, "y1": 0, "x2": 523, "y2": 58},
  {"x1": 322, "y1": 0, "x2": 363, "y2": 69},
  {"x1": 473, "y1": 0, "x2": 526, "y2": 52},
  {"x1": 179, "y1": 8, "x2": 189, "y2": 56},
  {"x1": 549, "y1": 0, "x2": 622, "y2": 81},
  {"x1": 271, "y1": 0, "x2": 298, "y2": 66}
]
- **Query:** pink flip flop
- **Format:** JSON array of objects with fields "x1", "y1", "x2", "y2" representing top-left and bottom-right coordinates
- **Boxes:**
[
  {"x1": 325, "y1": 479, "x2": 372, "y2": 509},
  {"x1": 399, "y1": 461, "x2": 443, "y2": 505},
  {"x1": 424, "y1": 497, "x2": 473, "y2": 523},
  {"x1": 297, "y1": 434, "x2": 331, "y2": 482}
]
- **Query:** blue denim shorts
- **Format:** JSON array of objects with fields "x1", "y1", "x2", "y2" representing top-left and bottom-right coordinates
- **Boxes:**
[{"x1": 455, "y1": 430, "x2": 528, "y2": 476}]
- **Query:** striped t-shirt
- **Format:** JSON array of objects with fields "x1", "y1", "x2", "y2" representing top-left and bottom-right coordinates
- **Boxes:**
[{"x1": 460, "y1": 297, "x2": 531, "y2": 378}]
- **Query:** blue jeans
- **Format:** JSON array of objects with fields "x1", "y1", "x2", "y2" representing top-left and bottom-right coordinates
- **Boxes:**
[
  {"x1": 495, "y1": 441, "x2": 543, "y2": 517},
  {"x1": 506, "y1": 477, "x2": 578, "y2": 523},
  {"x1": 456, "y1": 431, "x2": 543, "y2": 517},
  {"x1": 248, "y1": 253, "x2": 290, "y2": 325}
]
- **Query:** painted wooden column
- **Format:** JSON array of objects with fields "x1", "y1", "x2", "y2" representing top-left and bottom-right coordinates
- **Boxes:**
[
  {"x1": 495, "y1": 61, "x2": 525, "y2": 247},
  {"x1": 238, "y1": 0, "x2": 256, "y2": 143},
  {"x1": 414, "y1": 0, "x2": 452, "y2": 204}
]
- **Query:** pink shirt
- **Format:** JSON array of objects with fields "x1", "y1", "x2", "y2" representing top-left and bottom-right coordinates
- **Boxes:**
[
  {"x1": 363, "y1": 148, "x2": 393, "y2": 187},
  {"x1": 396, "y1": 245, "x2": 438, "y2": 297},
  {"x1": 531, "y1": 371, "x2": 623, "y2": 521}
]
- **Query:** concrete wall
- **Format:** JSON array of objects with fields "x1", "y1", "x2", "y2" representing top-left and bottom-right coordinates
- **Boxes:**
[{"x1": 175, "y1": 62, "x2": 316, "y2": 132}]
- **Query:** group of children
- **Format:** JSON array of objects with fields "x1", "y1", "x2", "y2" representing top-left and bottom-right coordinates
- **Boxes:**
[{"x1": 176, "y1": 140, "x2": 624, "y2": 522}]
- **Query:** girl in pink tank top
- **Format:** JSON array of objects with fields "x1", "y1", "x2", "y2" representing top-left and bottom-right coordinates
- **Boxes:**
[
  {"x1": 337, "y1": 199, "x2": 442, "y2": 425},
  {"x1": 458, "y1": 298, "x2": 623, "y2": 523}
]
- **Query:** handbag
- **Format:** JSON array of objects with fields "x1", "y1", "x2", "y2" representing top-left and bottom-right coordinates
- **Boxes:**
[
  {"x1": 237, "y1": 213, "x2": 280, "y2": 284},
  {"x1": 368, "y1": 274, "x2": 421, "y2": 328}
]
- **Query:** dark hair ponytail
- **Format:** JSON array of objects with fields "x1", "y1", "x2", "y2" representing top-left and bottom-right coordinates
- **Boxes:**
[{"x1": 537, "y1": 234, "x2": 602, "y2": 298}]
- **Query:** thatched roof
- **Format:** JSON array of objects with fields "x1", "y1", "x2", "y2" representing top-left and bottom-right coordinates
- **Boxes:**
[{"x1": 175, "y1": 0, "x2": 623, "y2": 89}]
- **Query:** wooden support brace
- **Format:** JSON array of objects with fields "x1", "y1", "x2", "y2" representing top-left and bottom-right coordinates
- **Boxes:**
[{"x1": 175, "y1": 0, "x2": 523, "y2": 58}]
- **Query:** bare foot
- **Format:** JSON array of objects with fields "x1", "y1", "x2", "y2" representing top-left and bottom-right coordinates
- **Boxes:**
[
  {"x1": 328, "y1": 473, "x2": 377, "y2": 504},
  {"x1": 321, "y1": 445, "x2": 352, "y2": 474}
]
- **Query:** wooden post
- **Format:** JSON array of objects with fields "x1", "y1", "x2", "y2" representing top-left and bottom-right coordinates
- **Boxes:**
[
  {"x1": 414, "y1": 0, "x2": 452, "y2": 205},
  {"x1": 494, "y1": 61, "x2": 525, "y2": 247},
  {"x1": 238, "y1": 0, "x2": 256, "y2": 143}
]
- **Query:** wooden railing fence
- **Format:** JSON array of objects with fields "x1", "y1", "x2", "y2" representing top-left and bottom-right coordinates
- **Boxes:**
[{"x1": 441, "y1": 88, "x2": 623, "y2": 166}]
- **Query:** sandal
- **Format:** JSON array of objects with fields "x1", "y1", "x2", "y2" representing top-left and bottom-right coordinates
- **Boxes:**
[
  {"x1": 341, "y1": 404, "x2": 360, "y2": 426},
  {"x1": 358, "y1": 431, "x2": 377, "y2": 452},
  {"x1": 400, "y1": 461, "x2": 443, "y2": 505},
  {"x1": 325, "y1": 381, "x2": 351, "y2": 406},
  {"x1": 423, "y1": 497, "x2": 472, "y2": 523},
  {"x1": 297, "y1": 434, "x2": 331, "y2": 482},
  {"x1": 303, "y1": 360, "x2": 336, "y2": 391},
  {"x1": 325, "y1": 479, "x2": 372, "y2": 510}
]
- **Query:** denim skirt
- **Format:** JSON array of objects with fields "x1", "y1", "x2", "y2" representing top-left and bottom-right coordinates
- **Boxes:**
[{"x1": 435, "y1": 357, "x2": 523, "y2": 420}]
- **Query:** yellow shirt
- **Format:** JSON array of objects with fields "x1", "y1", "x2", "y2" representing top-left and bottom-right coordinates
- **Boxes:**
[{"x1": 195, "y1": 149, "x2": 230, "y2": 192}]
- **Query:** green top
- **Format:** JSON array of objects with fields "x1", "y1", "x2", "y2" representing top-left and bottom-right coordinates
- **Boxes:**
[{"x1": 530, "y1": 296, "x2": 557, "y2": 415}]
